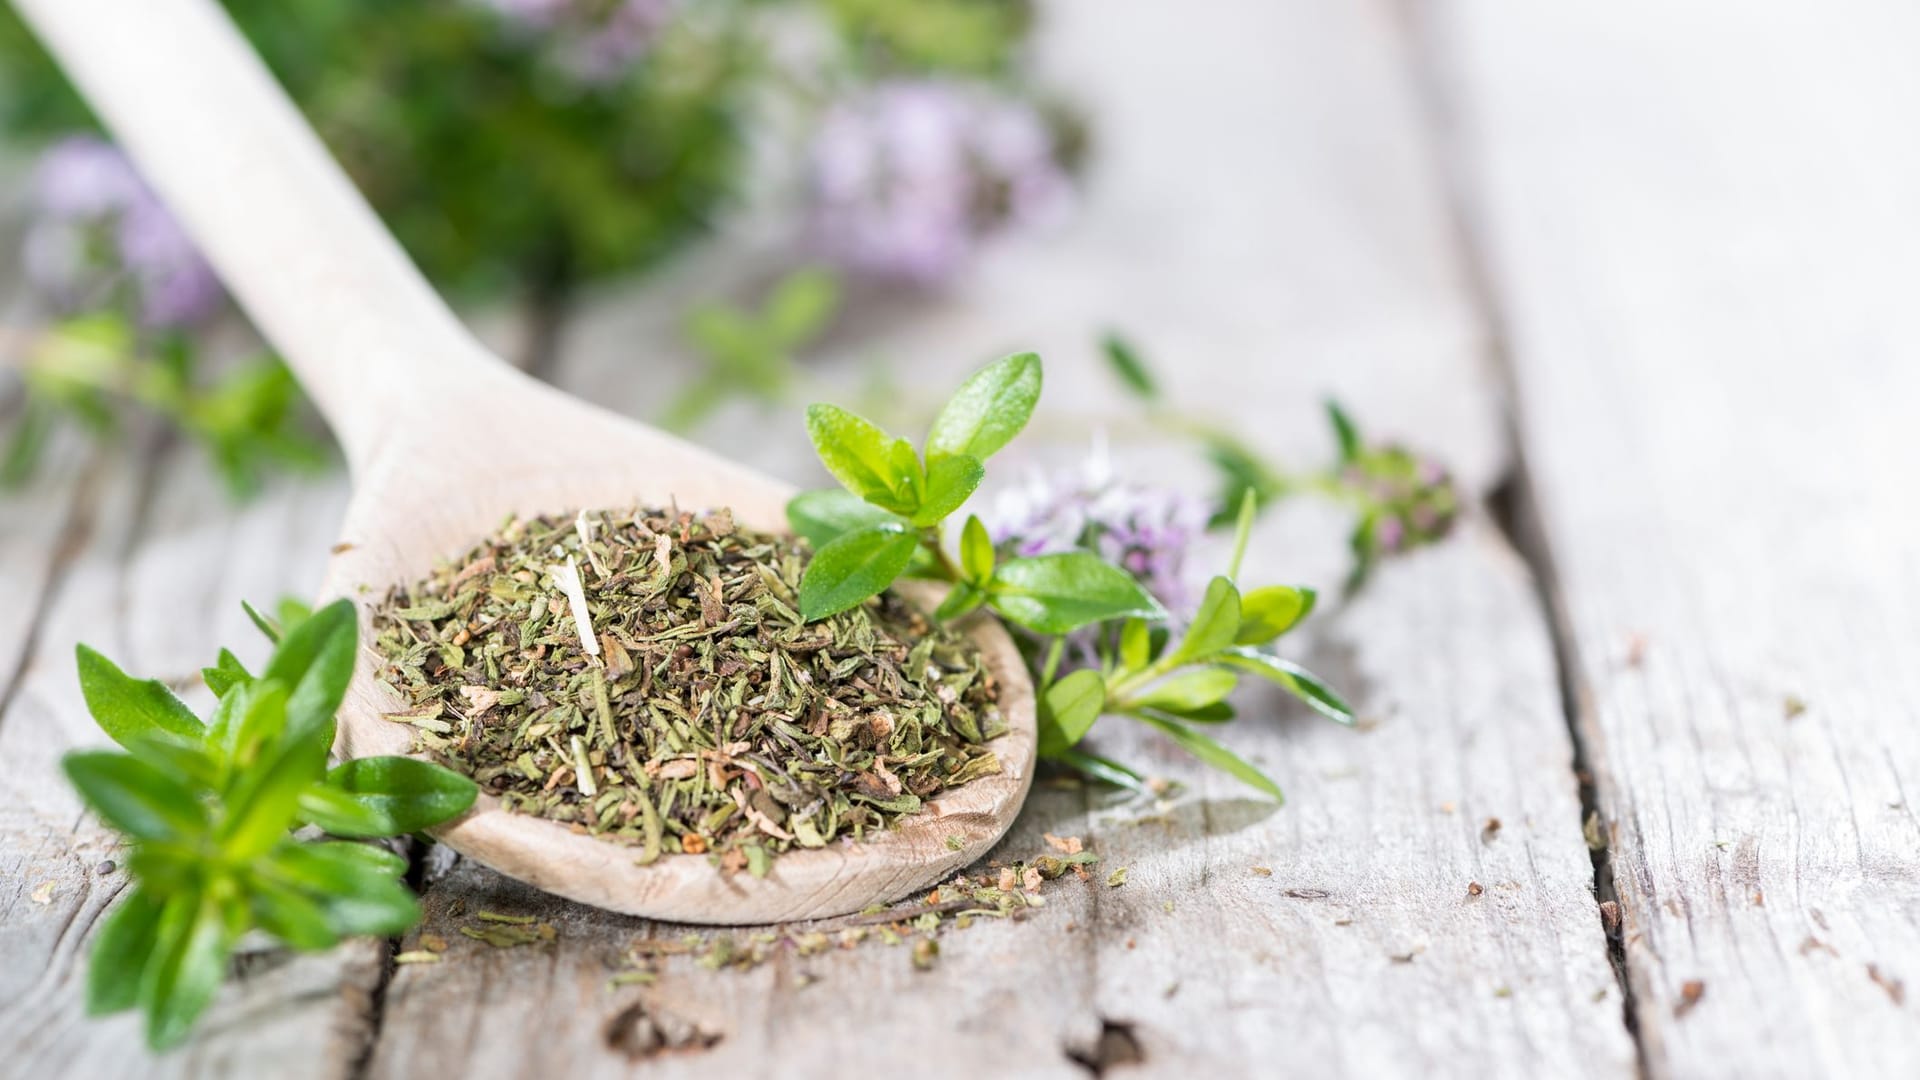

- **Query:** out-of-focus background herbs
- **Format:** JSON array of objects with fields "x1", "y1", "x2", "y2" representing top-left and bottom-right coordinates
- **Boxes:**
[{"x1": 0, "y1": 0, "x2": 1081, "y2": 490}]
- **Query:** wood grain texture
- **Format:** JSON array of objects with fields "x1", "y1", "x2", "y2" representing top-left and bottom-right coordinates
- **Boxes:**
[
  {"x1": 1434, "y1": 1, "x2": 1920, "y2": 1075},
  {"x1": 368, "y1": 0, "x2": 1632, "y2": 1075},
  {"x1": 0, "y1": 431, "x2": 382, "y2": 1078}
]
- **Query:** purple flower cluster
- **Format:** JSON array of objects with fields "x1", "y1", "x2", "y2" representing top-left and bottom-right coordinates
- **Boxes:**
[
  {"x1": 1347, "y1": 446, "x2": 1457, "y2": 557},
  {"x1": 805, "y1": 79, "x2": 1072, "y2": 285},
  {"x1": 983, "y1": 444, "x2": 1208, "y2": 618},
  {"x1": 477, "y1": 0, "x2": 672, "y2": 84},
  {"x1": 24, "y1": 136, "x2": 223, "y2": 329}
]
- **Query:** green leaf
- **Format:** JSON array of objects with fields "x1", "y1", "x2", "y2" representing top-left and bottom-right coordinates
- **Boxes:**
[
  {"x1": 787, "y1": 489, "x2": 904, "y2": 549},
  {"x1": 1218, "y1": 648, "x2": 1355, "y2": 725},
  {"x1": 200, "y1": 648, "x2": 253, "y2": 697},
  {"x1": 931, "y1": 582, "x2": 986, "y2": 622},
  {"x1": 925, "y1": 352, "x2": 1042, "y2": 464},
  {"x1": 75, "y1": 644, "x2": 204, "y2": 751},
  {"x1": 139, "y1": 889, "x2": 235, "y2": 1050},
  {"x1": 1134, "y1": 713, "x2": 1284, "y2": 802},
  {"x1": 798, "y1": 523, "x2": 920, "y2": 622},
  {"x1": 264, "y1": 842, "x2": 418, "y2": 938},
  {"x1": 63, "y1": 752, "x2": 208, "y2": 841},
  {"x1": 909, "y1": 454, "x2": 983, "y2": 526},
  {"x1": 1037, "y1": 669, "x2": 1106, "y2": 755},
  {"x1": 987, "y1": 552, "x2": 1167, "y2": 635},
  {"x1": 313, "y1": 757, "x2": 478, "y2": 837},
  {"x1": 261, "y1": 598, "x2": 356, "y2": 754},
  {"x1": 1118, "y1": 618, "x2": 1151, "y2": 672},
  {"x1": 1050, "y1": 747, "x2": 1148, "y2": 792},
  {"x1": 1141, "y1": 701, "x2": 1237, "y2": 723},
  {"x1": 959, "y1": 515, "x2": 994, "y2": 584},
  {"x1": 1129, "y1": 669, "x2": 1239, "y2": 713},
  {"x1": 764, "y1": 267, "x2": 840, "y2": 345},
  {"x1": 804, "y1": 404, "x2": 921, "y2": 515},
  {"x1": 87, "y1": 886, "x2": 166, "y2": 1016},
  {"x1": 1235, "y1": 585, "x2": 1317, "y2": 645},
  {"x1": 1326, "y1": 399, "x2": 1362, "y2": 463},
  {"x1": 1166, "y1": 576, "x2": 1240, "y2": 665},
  {"x1": 294, "y1": 783, "x2": 386, "y2": 837},
  {"x1": 220, "y1": 682, "x2": 331, "y2": 859},
  {"x1": 1101, "y1": 332, "x2": 1158, "y2": 401},
  {"x1": 242, "y1": 599, "x2": 281, "y2": 644},
  {"x1": 247, "y1": 878, "x2": 340, "y2": 952}
]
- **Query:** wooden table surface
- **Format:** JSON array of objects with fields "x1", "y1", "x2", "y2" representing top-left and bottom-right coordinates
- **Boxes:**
[{"x1": 3, "y1": 1, "x2": 1917, "y2": 1077}]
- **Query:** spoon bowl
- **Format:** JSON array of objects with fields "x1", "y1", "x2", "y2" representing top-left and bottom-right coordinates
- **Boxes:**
[{"x1": 20, "y1": 0, "x2": 1036, "y2": 923}]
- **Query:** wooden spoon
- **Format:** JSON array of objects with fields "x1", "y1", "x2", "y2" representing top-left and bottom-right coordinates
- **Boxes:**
[{"x1": 18, "y1": 0, "x2": 1035, "y2": 923}]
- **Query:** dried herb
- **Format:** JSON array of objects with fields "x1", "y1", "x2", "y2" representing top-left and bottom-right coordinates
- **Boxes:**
[{"x1": 370, "y1": 506, "x2": 1004, "y2": 867}]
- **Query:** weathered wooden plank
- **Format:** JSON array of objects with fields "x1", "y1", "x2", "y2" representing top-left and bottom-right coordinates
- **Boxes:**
[
  {"x1": 0, "y1": 428, "x2": 380, "y2": 1078},
  {"x1": 370, "y1": 1, "x2": 1631, "y2": 1076},
  {"x1": 1434, "y1": 2, "x2": 1920, "y2": 1075}
]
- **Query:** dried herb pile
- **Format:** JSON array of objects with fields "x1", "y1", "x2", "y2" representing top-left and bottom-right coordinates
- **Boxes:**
[{"x1": 370, "y1": 506, "x2": 1004, "y2": 872}]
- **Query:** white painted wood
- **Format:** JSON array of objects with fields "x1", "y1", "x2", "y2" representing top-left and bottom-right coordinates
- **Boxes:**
[
  {"x1": 10, "y1": 0, "x2": 1039, "y2": 923},
  {"x1": 1436, "y1": 2, "x2": 1920, "y2": 1076}
]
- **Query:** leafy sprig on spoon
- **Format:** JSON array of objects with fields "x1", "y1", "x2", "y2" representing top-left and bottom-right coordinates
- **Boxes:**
[
  {"x1": 65, "y1": 598, "x2": 475, "y2": 1050},
  {"x1": 787, "y1": 352, "x2": 1353, "y2": 799}
]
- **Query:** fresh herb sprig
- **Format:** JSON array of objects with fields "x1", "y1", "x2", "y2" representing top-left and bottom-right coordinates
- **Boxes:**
[
  {"x1": 65, "y1": 599, "x2": 476, "y2": 1050},
  {"x1": 3, "y1": 313, "x2": 328, "y2": 497},
  {"x1": 786, "y1": 353, "x2": 1352, "y2": 798},
  {"x1": 663, "y1": 268, "x2": 842, "y2": 433},
  {"x1": 1103, "y1": 332, "x2": 1459, "y2": 591}
]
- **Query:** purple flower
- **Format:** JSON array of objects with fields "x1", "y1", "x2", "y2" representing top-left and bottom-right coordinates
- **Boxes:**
[
  {"x1": 805, "y1": 80, "x2": 1073, "y2": 285},
  {"x1": 477, "y1": 0, "x2": 672, "y2": 84},
  {"x1": 983, "y1": 441, "x2": 1207, "y2": 618},
  {"x1": 23, "y1": 135, "x2": 224, "y2": 329}
]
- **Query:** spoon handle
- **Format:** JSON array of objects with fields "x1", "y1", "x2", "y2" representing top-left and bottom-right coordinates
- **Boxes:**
[{"x1": 13, "y1": 0, "x2": 500, "y2": 470}]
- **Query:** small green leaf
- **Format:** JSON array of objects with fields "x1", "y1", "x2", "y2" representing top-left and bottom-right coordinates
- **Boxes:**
[
  {"x1": 1141, "y1": 701, "x2": 1237, "y2": 723},
  {"x1": 1134, "y1": 713, "x2": 1283, "y2": 802},
  {"x1": 787, "y1": 489, "x2": 904, "y2": 549},
  {"x1": 910, "y1": 454, "x2": 983, "y2": 526},
  {"x1": 75, "y1": 645, "x2": 204, "y2": 751},
  {"x1": 1129, "y1": 669, "x2": 1239, "y2": 713},
  {"x1": 247, "y1": 878, "x2": 341, "y2": 952},
  {"x1": 925, "y1": 352, "x2": 1042, "y2": 464},
  {"x1": 988, "y1": 552, "x2": 1166, "y2": 635},
  {"x1": 1118, "y1": 618, "x2": 1151, "y2": 672},
  {"x1": 1236, "y1": 585, "x2": 1317, "y2": 644},
  {"x1": 1327, "y1": 398, "x2": 1362, "y2": 463},
  {"x1": 262, "y1": 598, "x2": 356, "y2": 754},
  {"x1": 1050, "y1": 747, "x2": 1148, "y2": 792},
  {"x1": 242, "y1": 599, "x2": 282, "y2": 644},
  {"x1": 87, "y1": 886, "x2": 166, "y2": 1016},
  {"x1": 1166, "y1": 576, "x2": 1240, "y2": 665},
  {"x1": 316, "y1": 756, "x2": 478, "y2": 836},
  {"x1": 764, "y1": 267, "x2": 840, "y2": 345},
  {"x1": 1037, "y1": 669, "x2": 1106, "y2": 755},
  {"x1": 295, "y1": 782, "x2": 388, "y2": 838},
  {"x1": 200, "y1": 648, "x2": 253, "y2": 697},
  {"x1": 262, "y1": 841, "x2": 419, "y2": 938},
  {"x1": 804, "y1": 404, "x2": 921, "y2": 515},
  {"x1": 63, "y1": 752, "x2": 208, "y2": 841},
  {"x1": 931, "y1": 582, "x2": 986, "y2": 622},
  {"x1": 1218, "y1": 648, "x2": 1355, "y2": 725},
  {"x1": 959, "y1": 515, "x2": 994, "y2": 584},
  {"x1": 139, "y1": 889, "x2": 234, "y2": 1050},
  {"x1": 220, "y1": 684, "x2": 329, "y2": 860},
  {"x1": 1101, "y1": 332, "x2": 1158, "y2": 400},
  {"x1": 798, "y1": 523, "x2": 920, "y2": 621}
]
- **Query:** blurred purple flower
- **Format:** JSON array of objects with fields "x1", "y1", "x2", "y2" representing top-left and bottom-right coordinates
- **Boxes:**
[
  {"x1": 983, "y1": 439, "x2": 1207, "y2": 618},
  {"x1": 805, "y1": 80, "x2": 1073, "y2": 285},
  {"x1": 24, "y1": 135, "x2": 223, "y2": 329},
  {"x1": 477, "y1": 0, "x2": 672, "y2": 84}
]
